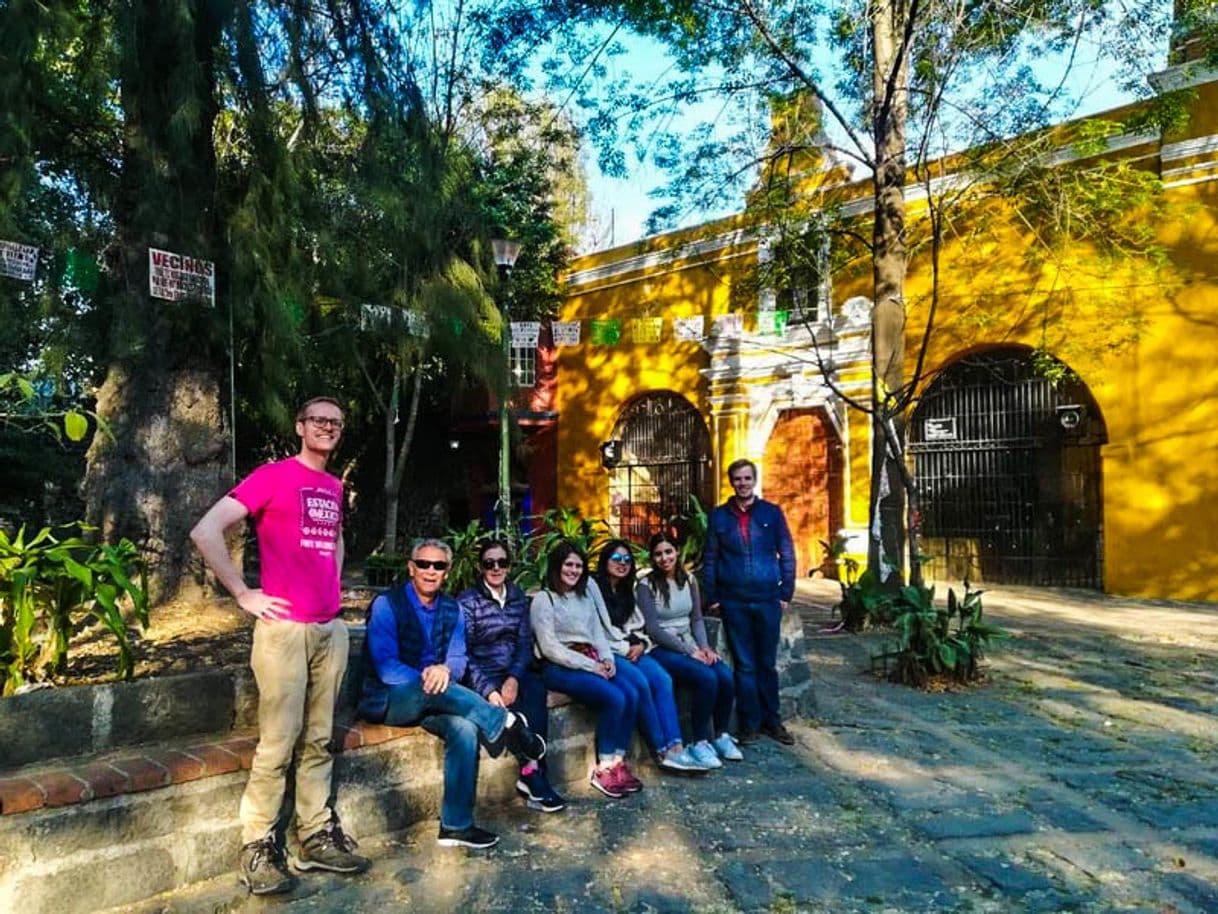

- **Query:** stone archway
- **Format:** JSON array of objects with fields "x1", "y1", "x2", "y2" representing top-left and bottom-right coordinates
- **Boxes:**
[{"x1": 762, "y1": 408, "x2": 844, "y2": 577}]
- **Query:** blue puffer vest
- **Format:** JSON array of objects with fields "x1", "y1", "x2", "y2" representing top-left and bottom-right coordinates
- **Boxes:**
[
  {"x1": 357, "y1": 584, "x2": 460, "y2": 723},
  {"x1": 456, "y1": 580, "x2": 530, "y2": 698}
]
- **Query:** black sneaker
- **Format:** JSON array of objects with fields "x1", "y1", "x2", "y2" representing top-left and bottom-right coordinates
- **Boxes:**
[
  {"x1": 735, "y1": 729, "x2": 761, "y2": 746},
  {"x1": 239, "y1": 837, "x2": 297, "y2": 895},
  {"x1": 516, "y1": 769, "x2": 567, "y2": 813},
  {"x1": 501, "y1": 711, "x2": 546, "y2": 762},
  {"x1": 437, "y1": 824, "x2": 500, "y2": 849},
  {"x1": 295, "y1": 818, "x2": 371, "y2": 874},
  {"x1": 761, "y1": 722, "x2": 796, "y2": 746}
]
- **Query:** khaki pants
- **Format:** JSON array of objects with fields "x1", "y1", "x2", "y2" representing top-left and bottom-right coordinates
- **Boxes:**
[{"x1": 239, "y1": 617, "x2": 349, "y2": 844}]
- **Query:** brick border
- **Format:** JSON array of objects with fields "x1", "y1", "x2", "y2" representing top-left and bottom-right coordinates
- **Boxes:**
[{"x1": 0, "y1": 721, "x2": 416, "y2": 817}]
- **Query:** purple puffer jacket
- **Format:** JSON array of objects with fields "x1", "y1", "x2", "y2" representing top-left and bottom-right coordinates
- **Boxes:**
[{"x1": 456, "y1": 580, "x2": 533, "y2": 698}]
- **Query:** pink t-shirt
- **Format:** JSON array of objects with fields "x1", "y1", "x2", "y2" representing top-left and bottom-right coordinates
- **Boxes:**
[{"x1": 230, "y1": 457, "x2": 343, "y2": 623}]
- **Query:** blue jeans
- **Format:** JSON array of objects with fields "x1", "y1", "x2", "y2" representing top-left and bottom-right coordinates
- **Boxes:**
[
  {"x1": 720, "y1": 598, "x2": 783, "y2": 732},
  {"x1": 381, "y1": 679, "x2": 508, "y2": 830},
  {"x1": 650, "y1": 648, "x2": 735, "y2": 743},
  {"x1": 541, "y1": 662, "x2": 635, "y2": 759},
  {"x1": 612, "y1": 652, "x2": 683, "y2": 753}
]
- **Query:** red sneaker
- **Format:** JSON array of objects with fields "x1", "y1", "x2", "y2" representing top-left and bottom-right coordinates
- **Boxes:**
[
  {"x1": 589, "y1": 766, "x2": 624, "y2": 799},
  {"x1": 615, "y1": 762, "x2": 644, "y2": 793}
]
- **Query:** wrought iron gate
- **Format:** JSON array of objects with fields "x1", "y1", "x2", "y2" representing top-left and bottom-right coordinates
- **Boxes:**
[
  {"x1": 609, "y1": 392, "x2": 712, "y2": 542},
  {"x1": 908, "y1": 349, "x2": 1106, "y2": 588}
]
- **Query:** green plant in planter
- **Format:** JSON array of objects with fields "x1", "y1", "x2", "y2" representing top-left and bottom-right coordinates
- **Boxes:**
[
  {"x1": 0, "y1": 525, "x2": 148, "y2": 695},
  {"x1": 876, "y1": 582, "x2": 1007, "y2": 687},
  {"x1": 817, "y1": 533, "x2": 858, "y2": 582}
]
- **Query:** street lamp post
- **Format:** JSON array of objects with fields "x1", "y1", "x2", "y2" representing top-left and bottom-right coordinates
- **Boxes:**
[{"x1": 492, "y1": 238, "x2": 521, "y2": 533}]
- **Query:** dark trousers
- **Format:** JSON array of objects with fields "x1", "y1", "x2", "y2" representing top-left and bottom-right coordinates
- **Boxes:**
[{"x1": 719, "y1": 598, "x2": 782, "y2": 732}]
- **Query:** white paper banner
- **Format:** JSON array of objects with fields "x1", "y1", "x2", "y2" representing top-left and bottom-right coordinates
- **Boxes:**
[
  {"x1": 551, "y1": 320, "x2": 581, "y2": 346},
  {"x1": 0, "y1": 240, "x2": 38, "y2": 282},
  {"x1": 149, "y1": 247, "x2": 215, "y2": 305},
  {"x1": 673, "y1": 316, "x2": 705, "y2": 341},
  {"x1": 510, "y1": 321, "x2": 541, "y2": 346},
  {"x1": 359, "y1": 303, "x2": 394, "y2": 330},
  {"x1": 713, "y1": 313, "x2": 743, "y2": 339}
]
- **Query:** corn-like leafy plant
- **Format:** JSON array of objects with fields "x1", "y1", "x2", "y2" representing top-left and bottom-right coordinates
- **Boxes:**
[
  {"x1": 0, "y1": 526, "x2": 148, "y2": 695},
  {"x1": 874, "y1": 582, "x2": 1007, "y2": 687}
]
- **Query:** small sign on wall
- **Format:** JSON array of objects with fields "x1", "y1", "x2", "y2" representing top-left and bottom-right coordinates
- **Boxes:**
[
  {"x1": 149, "y1": 247, "x2": 215, "y2": 305},
  {"x1": 924, "y1": 417, "x2": 958, "y2": 441}
]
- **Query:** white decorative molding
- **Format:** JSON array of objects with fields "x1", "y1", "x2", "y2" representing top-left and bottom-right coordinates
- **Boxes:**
[
  {"x1": 1162, "y1": 133, "x2": 1218, "y2": 163},
  {"x1": 1148, "y1": 62, "x2": 1218, "y2": 93},
  {"x1": 565, "y1": 227, "x2": 756, "y2": 289}
]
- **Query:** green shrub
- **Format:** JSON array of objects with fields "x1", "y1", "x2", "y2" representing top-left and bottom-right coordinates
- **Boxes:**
[
  {"x1": 833, "y1": 567, "x2": 896, "y2": 631},
  {"x1": 364, "y1": 551, "x2": 407, "y2": 588},
  {"x1": 874, "y1": 582, "x2": 1007, "y2": 688},
  {"x1": 0, "y1": 525, "x2": 148, "y2": 695},
  {"x1": 668, "y1": 495, "x2": 708, "y2": 572}
]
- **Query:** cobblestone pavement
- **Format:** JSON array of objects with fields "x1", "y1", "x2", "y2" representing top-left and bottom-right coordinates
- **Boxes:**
[{"x1": 123, "y1": 583, "x2": 1218, "y2": 914}]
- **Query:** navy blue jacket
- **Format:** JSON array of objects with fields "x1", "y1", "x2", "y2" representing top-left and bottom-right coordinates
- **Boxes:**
[
  {"x1": 702, "y1": 498, "x2": 797, "y2": 606},
  {"x1": 358, "y1": 584, "x2": 464, "y2": 723},
  {"x1": 456, "y1": 580, "x2": 533, "y2": 698}
]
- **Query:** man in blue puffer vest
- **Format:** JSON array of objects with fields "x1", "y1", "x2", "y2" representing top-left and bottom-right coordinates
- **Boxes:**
[
  {"x1": 358, "y1": 538, "x2": 545, "y2": 850},
  {"x1": 703, "y1": 458, "x2": 797, "y2": 746}
]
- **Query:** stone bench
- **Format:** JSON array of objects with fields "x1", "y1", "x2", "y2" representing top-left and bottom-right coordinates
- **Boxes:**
[{"x1": 0, "y1": 612, "x2": 816, "y2": 914}]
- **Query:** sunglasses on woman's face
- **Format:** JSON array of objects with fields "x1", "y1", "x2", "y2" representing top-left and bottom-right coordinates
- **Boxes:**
[
  {"x1": 412, "y1": 559, "x2": 449, "y2": 571},
  {"x1": 481, "y1": 558, "x2": 511, "y2": 570},
  {"x1": 608, "y1": 552, "x2": 632, "y2": 563}
]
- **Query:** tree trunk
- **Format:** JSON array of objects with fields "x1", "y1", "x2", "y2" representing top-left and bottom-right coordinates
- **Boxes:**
[
  {"x1": 382, "y1": 361, "x2": 423, "y2": 554},
  {"x1": 867, "y1": 0, "x2": 910, "y2": 585},
  {"x1": 84, "y1": 0, "x2": 230, "y2": 603}
]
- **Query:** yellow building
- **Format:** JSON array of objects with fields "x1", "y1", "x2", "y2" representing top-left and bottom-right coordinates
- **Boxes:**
[{"x1": 555, "y1": 41, "x2": 1218, "y2": 602}]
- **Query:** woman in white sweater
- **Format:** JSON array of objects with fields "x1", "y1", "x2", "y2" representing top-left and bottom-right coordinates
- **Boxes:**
[
  {"x1": 530, "y1": 540, "x2": 644, "y2": 799},
  {"x1": 636, "y1": 532, "x2": 743, "y2": 764}
]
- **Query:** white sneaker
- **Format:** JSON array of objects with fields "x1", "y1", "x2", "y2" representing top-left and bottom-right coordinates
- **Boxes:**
[
  {"x1": 690, "y1": 740, "x2": 723, "y2": 769},
  {"x1": 713, "y1": 732, "x2": 744, "y2": 761},
  {"x1": 659, "y1": 747, "x2": 708, "y2": 772}
]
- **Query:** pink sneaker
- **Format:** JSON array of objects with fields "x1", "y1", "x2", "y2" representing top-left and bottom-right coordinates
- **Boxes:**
[
  {"x1": 589, "y1": 767, "x2": 625, "y2": 799},
  {"x1": 615, "y1": 762, "x2": 644, "y2": 793}
]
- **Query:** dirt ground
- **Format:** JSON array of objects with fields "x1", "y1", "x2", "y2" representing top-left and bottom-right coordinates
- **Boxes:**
[{"x1": 61, "y1": 589, "x2": 374, "y2": 686}]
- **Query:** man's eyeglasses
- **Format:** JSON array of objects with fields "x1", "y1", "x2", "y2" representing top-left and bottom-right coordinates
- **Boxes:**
[
  {"x1": 481, "y1": 558, "x2": 511, "y2": 570},
  {"x1": 304, "y1": 416, "x2": 345, "y2": 431},
  {"x1": 608, "y1": 552, "x2": 632, "y2": 563},
  {"x1": 412, "y1": 559, "x2": 449, "y2": 571}
]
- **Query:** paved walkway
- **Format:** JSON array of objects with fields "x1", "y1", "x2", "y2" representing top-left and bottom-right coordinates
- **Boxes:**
[{"x1": 121, "y1": 583, "x2": 1218, "y2": 913}]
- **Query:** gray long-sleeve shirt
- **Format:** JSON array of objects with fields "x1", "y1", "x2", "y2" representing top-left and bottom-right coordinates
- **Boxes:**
[
  {"x1": 530, "y1": 578, "x2": 615, "y2": 673},
  {"x1": 636, "y1": 576, "x2": 709, "y2": 655}
]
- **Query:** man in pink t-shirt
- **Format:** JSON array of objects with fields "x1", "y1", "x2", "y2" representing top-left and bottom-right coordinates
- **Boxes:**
[{"x1": 191, "y1": 397, "x2": 369, "y2": 894}]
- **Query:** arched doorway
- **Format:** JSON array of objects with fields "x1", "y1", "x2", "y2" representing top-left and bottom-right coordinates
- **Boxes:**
[
  {"x1": 609, "y1": 392, "x2": 712, "y2": 542},
  {"x1": 762, "y1": 408, "x2": 844, "y2": 577},
  {"x1": 909, "y1": 347, "x2": 1107, "y2": 587}
]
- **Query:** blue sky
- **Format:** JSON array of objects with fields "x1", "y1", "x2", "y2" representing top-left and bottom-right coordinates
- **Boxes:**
[{"x1": 573, "y1": 20, "x2": 1170, "y2": 252}]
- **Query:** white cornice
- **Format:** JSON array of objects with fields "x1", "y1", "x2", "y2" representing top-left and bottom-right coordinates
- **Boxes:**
[
  {"x1": 1162, "y1": 133, "x2": 1218, "y2": 163},
  {"x1": 1148, "y1": 62, "x2": 1218, "y2": 93},
  {"x1": 565, "y1": 227, "x2": 756, "y2": 290}
]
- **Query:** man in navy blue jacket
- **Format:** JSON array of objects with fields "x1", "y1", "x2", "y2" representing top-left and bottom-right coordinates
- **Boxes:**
[
  {"x1": 358, "y1": 538, "x2": 545, "y2": 849},
  {"x1": 703, "y1": 459, "x2": 797, "y2": 746}
]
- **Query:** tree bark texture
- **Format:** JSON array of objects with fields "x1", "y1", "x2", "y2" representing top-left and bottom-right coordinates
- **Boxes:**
[
  {"x1": 85, "y1": 0, "x2": 230, "y2": 602},
  {"x1": 868, "y1": 0, "x2": 910, "y2": 584}
]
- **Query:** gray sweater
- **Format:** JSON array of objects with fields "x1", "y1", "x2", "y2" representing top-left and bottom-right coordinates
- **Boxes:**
[
  {"x1": 530, "y1": 578, "x2": 615, "y2": 673},
  {"x1": 635, "y1": 576, "x2": 710, "y2": 655}
]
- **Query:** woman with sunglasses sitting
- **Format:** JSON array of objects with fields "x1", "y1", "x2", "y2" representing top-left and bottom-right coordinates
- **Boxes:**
[
  {"x1": 531, "y1": 540, "x2": 645, "y2": 798},
  {"x1": 637, "y1": 532, "x2": 743, "y2": 767},
  {"x1": 593, "y1": 540, "x2": 710, "y2": 773},
  {"x1": 457, "y1": 539, "x2": 566, "y2": 813}
]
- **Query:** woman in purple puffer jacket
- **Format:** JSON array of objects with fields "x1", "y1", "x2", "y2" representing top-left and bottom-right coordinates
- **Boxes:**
[{"x1": 457, "y1": 539, "x2": 566, "y2": 813}]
